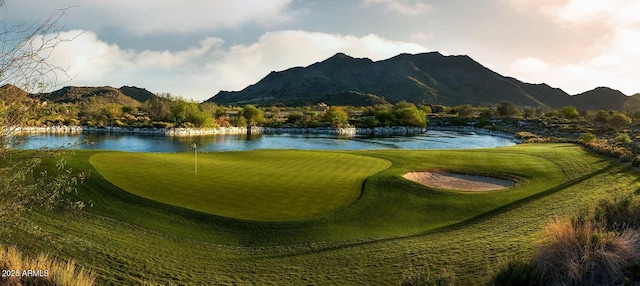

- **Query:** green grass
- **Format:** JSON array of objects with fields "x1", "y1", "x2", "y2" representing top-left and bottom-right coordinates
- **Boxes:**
[
  {"x1": 1, "y1": 144, "x2": 638, "y2": 285},
  {"x1": 89, "y1": 151, "x2": 391, "y2": 221}
]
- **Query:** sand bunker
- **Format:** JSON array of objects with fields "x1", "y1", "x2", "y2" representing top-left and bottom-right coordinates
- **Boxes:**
[{"x1": 403, "y1": 172, "x2": 515, "y2": 191}]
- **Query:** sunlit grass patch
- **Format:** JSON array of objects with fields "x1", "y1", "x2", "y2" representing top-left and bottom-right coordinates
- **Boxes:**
[{"x1": 89, "y1": 150, "x2": 391, "y2": 221}]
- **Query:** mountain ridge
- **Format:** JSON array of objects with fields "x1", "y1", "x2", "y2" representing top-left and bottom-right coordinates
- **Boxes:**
[
  {"x1": 11, "y1": 85, "x2": 158, "y2": 105},
  {"x1": 207, "y1": 52, "x2": 638, "y2": 112}
]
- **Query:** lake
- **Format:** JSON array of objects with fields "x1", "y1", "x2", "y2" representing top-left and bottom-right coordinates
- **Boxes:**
[{"x1": 14, "y1": 130, "x2": 516, "y2": 152}]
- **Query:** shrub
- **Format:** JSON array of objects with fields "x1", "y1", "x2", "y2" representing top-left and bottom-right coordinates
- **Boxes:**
[
  {"x1": 515, "y1": 131, "x2": 539, "y2": 141},
  {"x1": 559, "y1": 106, "x2": 579, "y2": 119},
  {"x1": 579, "y1": 132, "x2": 596, "y2": 144},
  {"x1": 533, "y1": 217, "x2": 640, "y2": 286},
  {"x1": 609, "y1": 113, "x2": 632, "y2": 129},
  {"x1": 0, "y1": 245, "x2": 95, "y2": 286},
  {"x1": 592, "y1": 195, "x2": 640, "y2": 232},
  {"x1": 615, "y1": 133, "x2": 632, "y2": 144}
]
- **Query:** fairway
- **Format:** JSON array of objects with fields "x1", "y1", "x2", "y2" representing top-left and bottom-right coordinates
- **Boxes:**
[
  {"x1": 89, "y1": 150, "x2": 391, "y2": 221},
  {"x1": 5, "y1": 144, "x2": 640, "y2": 284}
]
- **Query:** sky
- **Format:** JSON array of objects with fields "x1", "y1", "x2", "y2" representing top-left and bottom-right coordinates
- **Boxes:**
[{"x1": 3, "y1": 0, "x2": 640, "y2": 102}]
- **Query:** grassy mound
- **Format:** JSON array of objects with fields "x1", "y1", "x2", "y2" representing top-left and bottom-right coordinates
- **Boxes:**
[{"x1": 89, "y1": 151, "x2": 391, "y2": 221}]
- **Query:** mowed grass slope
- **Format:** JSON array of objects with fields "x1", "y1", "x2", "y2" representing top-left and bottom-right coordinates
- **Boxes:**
[
  {"x1": 89, "y1": 151, "x2": 391, "y2": 221},
  {"x1": 3, "y1": 144, "x2": 638, "y2": 284}
]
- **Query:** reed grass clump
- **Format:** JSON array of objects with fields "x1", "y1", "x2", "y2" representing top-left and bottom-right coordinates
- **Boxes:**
[{"x1": 0, "y1": 245, "x2": 95, "y2": 286}]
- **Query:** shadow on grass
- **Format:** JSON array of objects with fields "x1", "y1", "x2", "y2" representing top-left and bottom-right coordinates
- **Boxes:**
[{"x1": 260, "y1": 164, "x2": 620, "y2": 259}]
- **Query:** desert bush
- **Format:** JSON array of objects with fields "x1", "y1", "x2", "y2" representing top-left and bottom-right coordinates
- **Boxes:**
[
  {"x1": 579, "y1": 132, "x2": 596, "y2": 144},
  {"x1": 533, "y1": 217, "x2": 640, "y2": 286},
  {"x1": 515, "y1": 131, "x2": 539, "y2": 141},
  {"x1": 615, "y1": 133, "x2": 632, "y2": 144},
  {"x1": 0, "y1": 245, "x2": 95, "y2": 286},
  {"x1": 495, "y1": 196, "x2": 640, "y2": 286},
  {"x1": 591, "y1": 195, "x2": 640, "y2": 232}
]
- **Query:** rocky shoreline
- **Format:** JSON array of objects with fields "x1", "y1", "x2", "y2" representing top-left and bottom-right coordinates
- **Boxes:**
[
  {"x1": 426, "y1": 125, "x2": 517, "y2": 140},
  {"x1": 15, "y1": 125, "x2": 428, "y2": 137}
]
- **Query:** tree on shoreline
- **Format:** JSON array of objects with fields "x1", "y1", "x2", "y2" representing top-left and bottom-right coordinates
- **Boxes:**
[{"x1": 0, "y1": 0, "x2": 86, "y2": 220}]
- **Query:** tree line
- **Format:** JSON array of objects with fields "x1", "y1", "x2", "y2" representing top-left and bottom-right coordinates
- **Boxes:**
[{"x1": 19, "y1": 95, "x2": 430, "y2": 129}]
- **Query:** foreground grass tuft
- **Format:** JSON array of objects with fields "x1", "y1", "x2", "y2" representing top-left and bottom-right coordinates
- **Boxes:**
[
  {"x1": 0, "y1": 245, "x2": 95, "y2": 286},
  {"x1": 494, "y1": 195, "x2": 640, "y2": 286},
  {"x1": 534, "y1": 217, "x2": 640, "y2": 285}
]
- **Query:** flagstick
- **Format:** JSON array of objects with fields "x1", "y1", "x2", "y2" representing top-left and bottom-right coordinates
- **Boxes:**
[{"x1": 191, "y1": 142, "x2": 198, "y2": 175}]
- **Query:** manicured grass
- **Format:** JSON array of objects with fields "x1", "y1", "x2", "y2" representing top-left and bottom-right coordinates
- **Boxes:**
[
  {"x1": 2, "y1": 144, "x2": 638, "y2": 285},
  {"x1": 89, "y1": 151, "x2": 391, "y2": 221}
]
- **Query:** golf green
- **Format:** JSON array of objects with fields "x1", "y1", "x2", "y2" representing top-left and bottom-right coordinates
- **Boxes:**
[{"x1": 89, "y1": 150, "x2": 391, "y2": 221}]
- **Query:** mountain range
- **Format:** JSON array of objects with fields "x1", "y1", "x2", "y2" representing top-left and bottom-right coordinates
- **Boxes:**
[
  {"x1": 0, "y1": 85, "x2": 156, "y2": 105},
  {"x1": 207, "y1": 52, "x2": 640, "y2": 112},
  {"x1": 1, "y1": 52, "x2": 638, "y2": 112}
]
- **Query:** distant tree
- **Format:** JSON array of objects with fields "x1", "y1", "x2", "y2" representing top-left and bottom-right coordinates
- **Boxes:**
[
  {"x1": 609, "y1": 113, "x2": 632, "y2": 129},
  {"x1": 593, "y1": 110, "x2": 610, "y2": 124},
  {"x1": 102, "y1": 103, "x2": 123, "y2": 120},
  {"x1": 186, "y1": 106, "x2": 214, "y2": 128},
  {"x1": 546, "y1": 110, "x2": 560, "y2": 118},
  {"x1": 392, "y1": 101, "x2": 427, "y2": 127},
  {"x1": 558, "y1": 106, "x2": 579, "y2": 119},
  {"x1": 0, "y1": 0, "x2": 86, "y2": 220},
  {"x1": 496, "y1": 101, "x2": 519, "y2": 117},
  {"x1": 242, "y1": 105, "x2": 264, "y2": 126},
  {"x1": 522, "y1": 107, "x2": 536, "y2": 118},
  {"x1": 169, "y1": 98, "x2": 189, "y2": 124},
  {"x1": 455, "y1": 104, "x2": 474, "y2": 119},
  {"x1": 286, "y1": 111, "x2": 304, "y2": 126},
  {"x1": 232, "y1": 115, "x2": 247, "y2": 127},
  {"x1": 199, "y1": 102, "x2": 219, "y2": 117},
  {"x1": 479, "y1": 107, "x2": 494, "y2": 119},
  {"x1": 144, "y1": 96, "x2": 172, "y2": 122},
  {"x1": 419, "y1": 105, "x2": 432, "y2": 114},
  {"x1": 375, "y1": 110, "x2": 395, "y2": 127},
  {"x1": 323, "y1": 106, "x2": 350, "y2": 128}
]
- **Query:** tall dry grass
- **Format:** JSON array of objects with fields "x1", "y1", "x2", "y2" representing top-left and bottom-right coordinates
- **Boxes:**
[
  {"x1": 592, "y1": 195, "x2": 640, "y2": 232},
  {"x1": 533, "y1": 217, "x2": 640, "y2": 286},
  {"x1": 0, "y1": 245, "x2": 95, "y2": 286}
]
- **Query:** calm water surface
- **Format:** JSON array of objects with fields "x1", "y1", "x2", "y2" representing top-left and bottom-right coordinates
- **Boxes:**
[{"x1": 15, "y1": 131, "x2": 516, "y2": 152}]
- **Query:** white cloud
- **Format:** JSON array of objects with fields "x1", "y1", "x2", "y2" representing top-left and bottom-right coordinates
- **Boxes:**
[
  {"x1": 5, "y1": 0, "x2": 294, "y2": 35},
  {"x1": 42, "y1": 30, "x2": 428, "y2": 101},
  {"x1": 504, "y1": 0, "x2": 640, "y2": 94},
  {"x1": 207, "y1": 31, "x2": 428, "y2": 91},
  {"x1": 43, "y1": 30, "x2": 136, "y2": 83},
  {"x1": 511, "y1": 57, "x2": 550, "y2": 78},
  {"x1": 363, "y1": 0, "x2": 431, "y2": 15}
]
